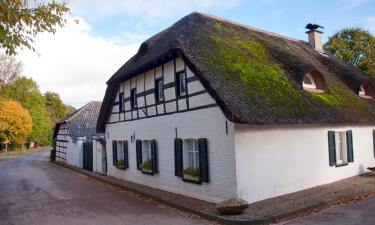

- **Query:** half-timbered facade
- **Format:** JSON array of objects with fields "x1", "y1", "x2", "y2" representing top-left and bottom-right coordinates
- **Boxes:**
[
  {"x1": 97, "y1": 13, "x2": 375, "y2": 204},
  {"x1": 54, "y1": 123, "x2": 69, "y2": 162}
]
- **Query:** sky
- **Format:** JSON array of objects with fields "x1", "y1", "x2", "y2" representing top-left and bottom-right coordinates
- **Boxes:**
[{"x1": 16, "y1": 0, "x2": 375, "y2": 108}]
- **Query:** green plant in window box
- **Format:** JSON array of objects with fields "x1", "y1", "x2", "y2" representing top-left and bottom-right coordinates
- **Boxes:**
[
  {"x1": 140, "y1": 159, "x2": 152, "y2": 172},
  {"x1": 117, "y1": 160, "x2": 125, "y2": 169},
  {"x1": 182, "y1": 167, "x2": 200, "y2": 181}
]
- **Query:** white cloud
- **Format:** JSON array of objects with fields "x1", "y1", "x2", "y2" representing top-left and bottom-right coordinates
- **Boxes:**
[
  {"x1": 364, "y1": 16, "x2": 375, "y2": 34},
  {"x1": 16, "y1": 17, "x2": 139, "y2": 108},
  {"x1": 69, "y1": 0, "x2": 241, "y2": 21}
]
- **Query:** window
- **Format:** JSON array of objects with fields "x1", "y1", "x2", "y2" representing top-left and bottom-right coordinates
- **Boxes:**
[
  {"x1": 136, "y1": 139, "x2": 158, "y2": 174},
  {"x1": 302, "y1": 74, "x2": 316, "y2": 89},
  {"x1": 112, "y1": 140, "x2": 129, "y2": 170},
  {"x1": 328, "y1": 130, "x2": 353, "y2": 167},
  {"x1": 119, "y1": 92, "x2": 124, "y2": 111},
  {"x1": 176, "y1": 71, "x2": 187, "y2": 96},
  {"x1": 185, "y1": 139, "x2": 199, "y2": 169},
  {"x1": 174, "y1": 138, "x2": 209, "y2": 184},
  {"x1": 130, "y1": 88, "x2": 137, "y2": 109},
  {"x1": 335, "y1": 132, "x2": 347, "y2": 165},
  {"x1": 302, "y1": 71, "x2": 326, "y2": 93},
  {"x1": 155, "y1": 78, "x2": 164, "y2": 102},
  {"x1": 358, "y1": 82, "x2": 374, "y2": 99}
]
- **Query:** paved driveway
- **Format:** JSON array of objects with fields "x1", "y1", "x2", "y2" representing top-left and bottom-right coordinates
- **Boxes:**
[{"x1": 0, "y1": 150, "x2": 214, "y2": 225}]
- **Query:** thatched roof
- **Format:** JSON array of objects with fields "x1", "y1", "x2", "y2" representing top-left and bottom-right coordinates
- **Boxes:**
[
  {"x1": 53, "y1": 101, "x2": 102, "y2": 142},
  {"x1": 97, "y1": 12, "x2": 375, "y2": 132}
]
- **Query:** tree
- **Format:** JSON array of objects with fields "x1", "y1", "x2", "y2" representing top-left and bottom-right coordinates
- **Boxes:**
[
  {"x1": 45, "y1": 91, "x2": 74, "y2": 124},
  {"x1": 324, "y1": 28, "x2": 375, "y2": 78},
  {"x1": 0, "y1": 99, "x2": 32, "y2": 147},
  {"x1": 0, "y1": 0, "x2": 69, "y2": 55},
  {"x1": 2, "y1": 77, "x2": 52, "y2": 145},
  {"x1": 0, "y1": 53, "x2": 22, "y2": 88}
]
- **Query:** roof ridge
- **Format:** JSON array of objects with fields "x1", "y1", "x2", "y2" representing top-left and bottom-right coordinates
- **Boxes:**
[{"x1": 194, "y1": 11, "x2": 302, "y2": 43}]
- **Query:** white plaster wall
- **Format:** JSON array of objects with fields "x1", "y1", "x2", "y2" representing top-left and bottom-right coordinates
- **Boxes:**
[
  {"x1": 234, "y1": 124, "x2": 375, "y2": 203},
  {"x1": 106, "y1": 107, "x2": 237, "y2": 203},
  {"x1": 65, "y1": 137, "x2": 85, "y2": 168}
]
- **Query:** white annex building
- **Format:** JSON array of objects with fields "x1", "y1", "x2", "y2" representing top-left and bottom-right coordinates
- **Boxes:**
[
  {"x1": 96, "y1": 13, "x2": 375, "y2": 203},
  {"x1": 53, "y1": 101, "x2": 102, "y2": 171}
]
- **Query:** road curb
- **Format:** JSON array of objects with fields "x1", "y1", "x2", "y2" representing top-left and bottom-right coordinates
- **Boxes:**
[{"x1": 52, "y1": 161, "x2": 375, "y2": 225}]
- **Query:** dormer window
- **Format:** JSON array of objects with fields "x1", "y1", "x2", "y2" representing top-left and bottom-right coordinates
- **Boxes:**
[
  {"x1": 302, "y1": 70, "x2": 326, "y2": 93},
  {"x1": 302, "y1": 73, "x2": 316, "y2": 89},
  {"x1": 358, "y1": 82, "x2": 374, "y2": 99}
]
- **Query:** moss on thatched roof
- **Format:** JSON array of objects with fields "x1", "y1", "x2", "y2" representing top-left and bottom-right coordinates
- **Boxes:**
[{"x1": 97, "y1": 12, "x2": 375, "y2": 132}]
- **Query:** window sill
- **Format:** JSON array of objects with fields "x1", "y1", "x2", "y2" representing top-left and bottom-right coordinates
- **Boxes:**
[
  {"x1": 335, "y1": 163, "x2": 349, "y2": 168},
  {"x1": 141, "y1": 170, "x2": 154, "y2": 175},
  {"x1": 115, "y1": 165, "x2": 126, "y2": 170},
  {"x1": 182, "y1": 177, "x2": 202, "y2": 185}
]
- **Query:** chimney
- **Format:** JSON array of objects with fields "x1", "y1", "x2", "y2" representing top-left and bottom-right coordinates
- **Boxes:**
[{"x1": 305, "y1": 23, "x2": 324, "y2": 52}]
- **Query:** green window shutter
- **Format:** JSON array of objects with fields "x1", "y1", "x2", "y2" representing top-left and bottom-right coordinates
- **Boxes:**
[
  {"x1": 151, "y1": 140, "x2": 158, "y2": 174},
  {"x1": 373, "y1": 130, "x2": 375, "y2": 158},
  {"x1": 198, "y1": 138, "x2": 209, "y2": 182},
  {"x1": 346, "y1": 130, "x2": 354, "y2": 162},
  {"x1": 136, "y1": 140, "x2": 142, "y2": 170},
  {"x1": 124, "y1": 140, "x2": 129, "y2": 169},
  {"x1": 112, "y1": 141, "x2": 117, "y2": 166},
  {"x1": 328, "y1": 131, "x2": 336, "y2": 166},
  {"x1": 174, "y1": 138, "x2": 183, "y2": 177}
]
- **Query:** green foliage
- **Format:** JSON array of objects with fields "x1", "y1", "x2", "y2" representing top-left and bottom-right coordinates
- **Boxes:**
[
  {"x1": 324, "y1": 28, "x2": 375, "y2": 77},
  {"x1": 2, "y1": 77, "x2": 52, "y2": 145},
  {"x1": 0, "y1": 0, "x2": 69, "y2": 55},
  {"x1": 182, "y1": 167, "x2": 200, "y2": 177},
  {"x1": 208, "y1": 22, "x2": 310, "y2": 118},
  {"x1": 140, "y1": 159, "x2": 152, "y2": 171},
  {"x1": 0, "y1": 99, "x2": 32, "y2": 145},
  {"x1": 116, "y1": 159, "x2": 125, "y2": 168},
  {"x1": 308, "y1": 84, "x2": 373, "y2": 118},
  {"x1": 45, "y1": 91, "x2": 74, "y2": 125}
]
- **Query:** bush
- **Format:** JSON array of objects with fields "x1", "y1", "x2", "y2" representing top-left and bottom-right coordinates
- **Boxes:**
[
  {"x1": 182, "y1": 167, "x2": 200, "y2": 177},
  {"x1": 140, "y1": 159, "x2": 152, "y2": 171}
]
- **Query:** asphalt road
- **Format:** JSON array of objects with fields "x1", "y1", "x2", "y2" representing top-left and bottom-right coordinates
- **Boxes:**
[{"x1": 0, "y1": 150, "x2": 214, "y2": 225}]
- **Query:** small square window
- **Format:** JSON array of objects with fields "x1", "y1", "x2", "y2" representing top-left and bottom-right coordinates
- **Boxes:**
[
  {"x1": 176, "y1": 71, "x2": 187, "y2": 96},
  {"x1": 155, "y1": 79, "x2": 164, "y2": 102},
  {"x1": 130, "y1": 89, "x2": 137, "y2": 109}
]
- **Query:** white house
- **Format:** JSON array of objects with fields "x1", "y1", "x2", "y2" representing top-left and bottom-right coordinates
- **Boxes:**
[
  {"x1": 96, "y1": 12, "x2": 375, "y2": 204},
  {"x1": 53, "y1": 101, "x2": 102, "y2": 170}
]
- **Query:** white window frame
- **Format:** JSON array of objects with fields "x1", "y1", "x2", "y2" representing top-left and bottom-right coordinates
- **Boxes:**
[
  {"x1": 359, "y1": 85, "x2": 366, "y2": 96},
  {"x1": 183, "y1": 139, "x2": 199, "y2": 169},
  {"x1": 117, "y1": 141, "x2": 124, "y2": 161},
  {"x1": 302, "y1": 73, "x2": 317, "y2": 89},
  {"x1": 142, "y1": 140, "x2": 152, "y2": 162},
  {"x1": 177, "y1": 71, "x2": 187, "y2": 96},
  {"x1": 131, "y1": 88, "x2": 137, "y2": 109},
  {"x1": 156, "y1": 79, "x2": 164, "y2": 102},
  {"x1": 335, "y1": 131, "x2": 348, "y2": 165}
]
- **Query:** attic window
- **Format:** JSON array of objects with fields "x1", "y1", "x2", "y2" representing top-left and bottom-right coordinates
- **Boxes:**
[
  {"x1": 138, "y1": 43, "x2": 148, "y2": 56},
  {"x1": 358, "y1": 82, "x2": 374, "y2": 99},
  {"x1": 302, "y1": 70, "x2": 326, "y2": 93}
]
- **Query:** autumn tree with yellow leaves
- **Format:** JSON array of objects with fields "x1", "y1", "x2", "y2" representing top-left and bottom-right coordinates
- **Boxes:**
[{"x1": 0, "y1": 99, "x2": 32, "y2": 148}]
